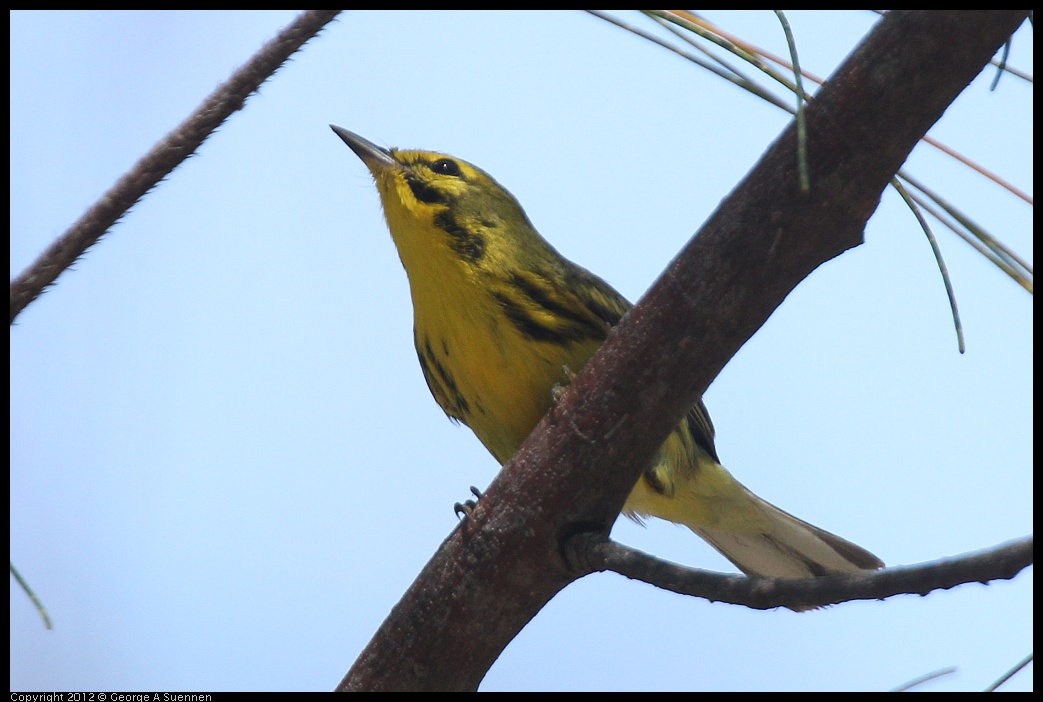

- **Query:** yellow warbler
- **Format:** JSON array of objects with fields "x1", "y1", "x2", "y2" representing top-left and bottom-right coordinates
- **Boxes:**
[{"x1": 332, "y1": 126, "x2": 883, "y2": 579}]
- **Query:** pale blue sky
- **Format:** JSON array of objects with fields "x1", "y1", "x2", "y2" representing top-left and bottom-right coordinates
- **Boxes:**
[{"x1": 11, "y1": 11, "x2": 1033, "y2": 692}]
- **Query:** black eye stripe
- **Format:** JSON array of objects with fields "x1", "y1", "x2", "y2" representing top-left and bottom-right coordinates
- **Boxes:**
[{"x1": 431, "y1": 158, "x2": 462, "y2": 177}]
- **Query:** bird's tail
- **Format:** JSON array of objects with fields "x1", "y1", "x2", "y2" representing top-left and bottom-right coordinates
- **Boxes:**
[{"x1": 690, "y1": 487, "x2": 884, "y2": 579}]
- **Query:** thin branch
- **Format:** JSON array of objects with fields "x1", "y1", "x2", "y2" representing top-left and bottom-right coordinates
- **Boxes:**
[
  {"x1": 891, "y1": 178, "x2": 965, "y2": 353},
  {"x1": 890, "y1": 666, "x2": 958, "y2": 692},
  {"x1": 10, "y1": 562, "x2": 52, "y2": 630},
  {"x1": 648, "y1": 10, "x2": 803, "y2": 95},
  {"x1": 984, "y1": 652, "x2": 1034, "y2": 692},
  {"x1": 638, "y1": 10, "x2": 1033, "y2": 206},
  {"x1": 570, "y1": 534, "x2": 1032, "y2": 611},
  {"x1": 920, "y1": 133, "x2": 1032, "y2": 206},
  {"x1": 598, "y1": 9, "x2": 1030, "y2": 348},
  {"x1": 898, "y1": 172, "x2": 1033, "y2": 293},
  {"x1": 989, "y1": 38, "x2": 1012, "y2": 90},
  {"x1": 773, "y1": 10, "x2": 810, "y2": 192},
  {"x1": 9, "y1": 9, "x2": 342, "y2": 326},
  {"x1": 585, "y1": 10, "x2": 793, "y2": 112}
]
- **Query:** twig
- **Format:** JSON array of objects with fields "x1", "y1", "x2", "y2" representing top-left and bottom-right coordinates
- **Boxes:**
[{"x1": 9, "y1": 10, "x2": 342, "y2": 325}]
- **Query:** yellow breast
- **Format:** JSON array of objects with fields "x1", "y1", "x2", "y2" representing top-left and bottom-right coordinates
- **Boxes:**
[{"x1": 410, "y1": 269, "x2": 598, "y2": 465}]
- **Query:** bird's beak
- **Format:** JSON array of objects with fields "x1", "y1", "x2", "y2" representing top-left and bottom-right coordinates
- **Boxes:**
[{"x1": 330, "y1": 125, "x2": 398, "y2": 174}]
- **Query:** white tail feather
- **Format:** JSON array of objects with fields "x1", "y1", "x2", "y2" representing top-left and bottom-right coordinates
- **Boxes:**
[{"x1": 691, "y1": 491, "x2": 884, "y2": 579}]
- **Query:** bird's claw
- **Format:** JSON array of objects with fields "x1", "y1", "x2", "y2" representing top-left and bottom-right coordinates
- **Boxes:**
[
  {"x1": 454, "y1": 485, "x2": 484, "y2": 520},
  {"x1": 551, "y1": 365, "x2": 577, "y2": 404}
]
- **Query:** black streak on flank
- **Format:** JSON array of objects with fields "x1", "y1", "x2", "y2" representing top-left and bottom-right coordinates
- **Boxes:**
[
  {"x1": 511, "y1": 273, "x2": 604, "y2": 340},
  {"x1": 491, "y1": 290, "x2": 578, "y2": 346},
  {"x1": 434, "y1": 211, "x2": 486, "y2": 262},
  {"x1": 496, "y1": 273, "x2": 604, "y2": 344},
  {"x1": 563, "y1": 267, "x2": 626, "y2": 329},
  {"x1": 417, "y1": 334, "x2": 471, "y2": 419},
  {"x1": 492, "y1": 291, "x2": 561, "y2": 344},
  {"x1": 582, "y1": 296, "x2": 624, "y2": 330}
]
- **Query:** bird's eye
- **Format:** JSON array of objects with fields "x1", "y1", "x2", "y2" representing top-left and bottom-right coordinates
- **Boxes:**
[{"x1": 431, "y1": 159, "x2": 462, "y2": 177}]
